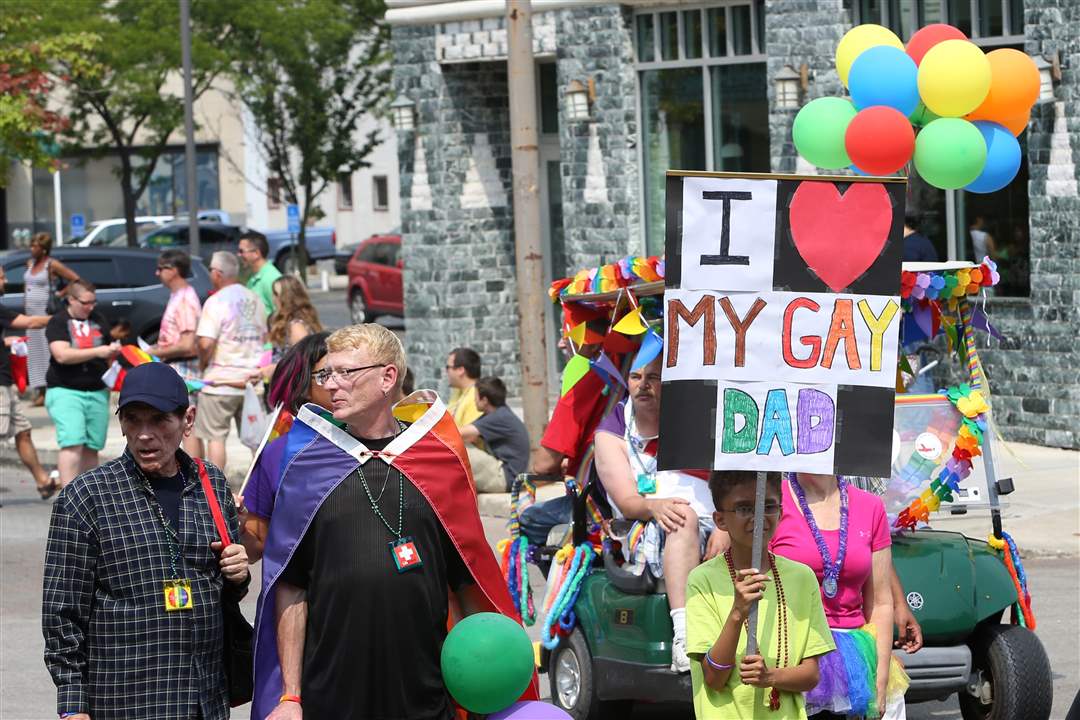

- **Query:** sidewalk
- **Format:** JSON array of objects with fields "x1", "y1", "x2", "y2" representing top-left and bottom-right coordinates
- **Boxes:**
[{"x1": 4, "y1": 401, "x2": 1076, "y2": 556}]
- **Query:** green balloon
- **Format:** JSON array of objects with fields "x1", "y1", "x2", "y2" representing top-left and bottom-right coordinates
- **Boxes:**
[
  {"x1": 914, "y1": 118, "x2": 988, "y2": 189},
  {"x1": 908, "y1": 102, "x2": 941, "y2": 127},
  {"x1": 792, "y1": 97, "x2": 857, "y2": 169},
  {"x1": 441, "y1": 612, "x2": 534, "y2": 714}
]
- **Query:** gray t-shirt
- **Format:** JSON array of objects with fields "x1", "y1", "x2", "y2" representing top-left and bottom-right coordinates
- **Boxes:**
[{"x1": 472, "y1": 405, "x2": 530, "y2": 489}]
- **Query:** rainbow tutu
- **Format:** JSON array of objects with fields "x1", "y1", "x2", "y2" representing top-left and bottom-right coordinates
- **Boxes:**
[{"x1": 806, "y1": 625, "x2": 909, "y2": 718}]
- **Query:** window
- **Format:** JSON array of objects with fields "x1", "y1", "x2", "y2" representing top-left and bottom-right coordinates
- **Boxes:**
[
  {"x1": 338, "y1": 173, "x2": 354, "y2": 210},
  {"x1": 138, "y1": 148, "x2": 219, "y2": 217},
  {"x1": 846, "y1": 0, "x2": 1022, "y2": 44},
  {"x1": 373, "y1": 176, "x2": 389, "y2": 211},
  {"x1": 635, "y1": 2, "x2": 769, "y2": 254},
  {"x1": 539, "y1": 63, "x2": 559, "y2": 135},
  {"x1": 65, "y1": 258, "x2": 121, "y2": 289},
  {"x1": 267, "y1": 178, "x2": 282, "y2": 209},
  {"x1": 2, "y1": 261, "x2": 27, "y2": 293}
]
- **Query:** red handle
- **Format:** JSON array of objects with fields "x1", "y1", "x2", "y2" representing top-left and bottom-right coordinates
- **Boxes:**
[{"x1": 195, "y1": 457, "x2": 232, "y2": 546}]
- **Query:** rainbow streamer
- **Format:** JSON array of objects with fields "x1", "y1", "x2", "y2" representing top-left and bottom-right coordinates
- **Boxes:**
[
  {"x1": 959, "y1": 299, "x2": 985, "y2": 391},
  {"x1": 549, "y1": 255, "x2": 664, "y2": 299},
  {"x1": 988, "y1": 532, "x2": 1036, "y2": 629}
]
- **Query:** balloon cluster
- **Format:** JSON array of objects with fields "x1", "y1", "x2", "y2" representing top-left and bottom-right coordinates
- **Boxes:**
[{"x1": 793, "y1": 23, "x2": 1039, "y2": 191}]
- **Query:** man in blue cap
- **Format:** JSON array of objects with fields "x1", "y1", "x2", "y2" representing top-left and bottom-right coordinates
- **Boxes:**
[{"x1": 42, "y1": 362, "x2": 249, "y2": 720}]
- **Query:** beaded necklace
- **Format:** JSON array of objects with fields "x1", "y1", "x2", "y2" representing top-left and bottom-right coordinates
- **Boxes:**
[
  {"x1": 723, "y1": 550, "x2": 789, "y2": 711},
  {"x1": 357, "y1": 421, "x2": 424, "y2": 572},
  {"x1": 789, "y1": 475, "x2": 849, "y2": 599}
]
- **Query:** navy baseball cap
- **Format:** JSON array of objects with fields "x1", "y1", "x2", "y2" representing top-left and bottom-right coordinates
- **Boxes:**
[{"x1": 118, "y1": 363, "x2": 190, "y2": 413}]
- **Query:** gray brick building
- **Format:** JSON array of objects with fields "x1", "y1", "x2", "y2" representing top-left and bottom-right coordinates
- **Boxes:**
[{"x1": 387, "y1": 0, "x2": 1079, "y2": 449}]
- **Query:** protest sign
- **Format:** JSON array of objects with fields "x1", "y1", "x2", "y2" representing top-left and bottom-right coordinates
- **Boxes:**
[{"x1": 659, "y1": 171, "x2": 905, "y2": 477}]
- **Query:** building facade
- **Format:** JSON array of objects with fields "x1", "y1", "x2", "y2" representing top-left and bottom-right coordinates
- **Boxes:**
[
  {"x1": 3, "y1": 79, "x2": 399, "y2": 252},
  {"x1": 389, "y1": 0, "x2": 1079, "y2": 449}
]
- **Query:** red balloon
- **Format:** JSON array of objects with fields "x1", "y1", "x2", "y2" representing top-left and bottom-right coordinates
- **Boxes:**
[
  {"x1": 844, "y1": 106, "x2": 915, "y2": 175},
  {"x1": 906, "y1": 23, "x2": 968, "y2": 65}
]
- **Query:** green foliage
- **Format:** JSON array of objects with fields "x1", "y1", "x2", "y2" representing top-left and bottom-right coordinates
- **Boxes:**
[
  {"x1": 0, "y1": 13, "x2": 100, "y2": 186},
  {"x1": 10, "y1": 0, "x2": 232, "y2": 243},
  {"x1": 229, "y1": 0, "x2": 391, "y2": 267}
]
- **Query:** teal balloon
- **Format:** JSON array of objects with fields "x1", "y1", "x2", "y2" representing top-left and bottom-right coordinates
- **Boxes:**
[
  {"x1": 441, "y1": 612, "x2": 534, "y2": 714},
  {"x1": 792, "y1": 97, "x2": 858, "y2": 169},
  {"x1": 964, "y1": 121, "x2": 1021, "y2": 193},
  {"x1": 913, "y1": 118, "x2": 987, "y2": 189}
]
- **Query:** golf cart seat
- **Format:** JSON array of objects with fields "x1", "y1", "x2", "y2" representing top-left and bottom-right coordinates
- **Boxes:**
[{"x1": 602, "y1": 518, "x2": 667, "y2": 595}]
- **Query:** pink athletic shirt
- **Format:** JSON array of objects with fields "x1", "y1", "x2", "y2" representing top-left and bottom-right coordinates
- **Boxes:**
[{"x1": 770, "y1": 479, "x2": 891, "y2": 628}]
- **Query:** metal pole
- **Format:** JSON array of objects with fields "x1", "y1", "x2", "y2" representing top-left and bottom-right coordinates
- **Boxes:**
[
  {"x1": 745, "y1": 471, "x2": 767, "y2": 655},
  {"x1": 180, "y1": 0, "x2": 200, "y2": 259},
  {"x1": 53, "y1": 170, "x2": 63, "y2": 244},
  {"x1": 506, "y1": 0, "x2": 549, "y2": 449}
]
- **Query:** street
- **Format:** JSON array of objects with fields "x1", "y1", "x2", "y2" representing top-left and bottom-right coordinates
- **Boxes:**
[{"x1": 2, "y1": 466, "x2": 1077, "y2": 719}]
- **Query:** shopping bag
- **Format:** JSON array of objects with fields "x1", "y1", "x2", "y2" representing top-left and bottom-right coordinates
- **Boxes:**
[{"x1": 239, "y1": 383, "x2": 269, "y2": 450}]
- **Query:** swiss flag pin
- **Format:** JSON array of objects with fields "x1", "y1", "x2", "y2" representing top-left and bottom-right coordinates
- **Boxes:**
[{"x1": 390, "y1": 537, "x2": 423, "y2": 572}]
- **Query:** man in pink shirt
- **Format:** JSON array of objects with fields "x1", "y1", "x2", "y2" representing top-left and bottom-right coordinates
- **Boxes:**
[{"x1": 149, "y1": 249, "x2": 203, "y2": 456}]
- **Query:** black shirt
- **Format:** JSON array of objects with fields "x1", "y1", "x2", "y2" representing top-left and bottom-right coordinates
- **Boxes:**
[
  {"x1": 903, "y1": 231, "x2": 939, "y2": 262},
  {"x1": 472, "y1": 405, "x2": 531, "y2": 491},
  {"x1": 0, "y1": 305, "x2": 17, "y2": 387},
  {"x1": 149, "y1": 471, "x2": 185, "y2": 533},
  {"x1": 45, "y1": 307, "x2": 111, "y2": 391},
  {"x1": 279, "y1": 434, "x2": 474, "y2": 720}
]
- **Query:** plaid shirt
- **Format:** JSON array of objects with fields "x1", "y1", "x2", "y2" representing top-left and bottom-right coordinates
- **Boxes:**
[{"x1": 42, "y1": 449, "x2": 247, "y2": 720}]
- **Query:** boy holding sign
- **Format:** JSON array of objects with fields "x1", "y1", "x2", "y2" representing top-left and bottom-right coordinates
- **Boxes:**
[{"x1": 686, "y1": 471, "x2": 834, "y2": 719}]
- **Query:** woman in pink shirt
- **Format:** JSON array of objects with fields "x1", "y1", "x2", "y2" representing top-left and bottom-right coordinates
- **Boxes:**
[{"x1": 771, "y1": 473, "x2": 908, "y2": 719}]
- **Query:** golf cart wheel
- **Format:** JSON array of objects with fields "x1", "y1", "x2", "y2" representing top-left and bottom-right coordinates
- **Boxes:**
[
  {"x1": 349, "y1": 290, "x2": 369, "y2": 324},
  {"x1": 959, "y1": 624, "x2": 1052, "y2": 720},
  {"x1": 549, "y1": 628, "x2": 632, "y2": 720}
]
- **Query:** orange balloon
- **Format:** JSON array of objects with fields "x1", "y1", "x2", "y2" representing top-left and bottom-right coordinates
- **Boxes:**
[
  {"x1": 968, "y1": 49, "x2": 1040, "y2": 122},
  {"x1": 998, "y1": 109, "x2": 1031, "y2": 136}
]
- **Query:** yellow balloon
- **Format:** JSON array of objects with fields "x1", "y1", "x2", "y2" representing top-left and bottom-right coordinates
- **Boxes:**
[
  {"x1": 836, "y1": 24, "x2": 904, "y2": 86},
  {"x1": 917, "y1": 39, "x2": 992, "y2": 117}
]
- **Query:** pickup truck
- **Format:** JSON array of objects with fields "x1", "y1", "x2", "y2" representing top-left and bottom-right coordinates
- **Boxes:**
[{"x1": 142, "y1": 222, "x2": 336, "y2": 273}]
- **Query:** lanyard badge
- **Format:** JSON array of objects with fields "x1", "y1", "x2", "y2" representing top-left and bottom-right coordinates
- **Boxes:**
[
  {"x1": 163, "y1": 579, "x2": 194, "y2": 611},
  {"x1": 390, "y1": 536, "x2": 423, "y2": 572}
]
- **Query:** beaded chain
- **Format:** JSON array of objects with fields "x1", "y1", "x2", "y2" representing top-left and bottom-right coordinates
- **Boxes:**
[
  {"x1": 723, "y1": 550, "x2": 790, "y2": 712},
  {"x1": 789, "y1": 474, "x2": 849, "y2": 599},
  {"x1": 357, "y1": 422, "x2": 408, "y2": 539}
]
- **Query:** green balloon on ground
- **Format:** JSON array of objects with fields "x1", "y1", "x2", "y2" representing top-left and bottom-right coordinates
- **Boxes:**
[
  {"x1": 914, "y1": 118, "x2": 988, "y2": 189},
  {"x1": 441, "y1": 612, "x2": 534, "y2": 714},
  {"x1": 792, "y1": 97, "x2": 858, "y2": 169}
]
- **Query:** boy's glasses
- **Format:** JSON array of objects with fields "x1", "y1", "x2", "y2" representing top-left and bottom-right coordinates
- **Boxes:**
[{"x1": 721, "y1": 502, "x2": 781, "y2": 520}]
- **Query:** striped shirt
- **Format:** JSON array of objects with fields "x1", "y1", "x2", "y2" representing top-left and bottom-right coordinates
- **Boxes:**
[{"x1": 42, "y1": 449, "x2": 247, "y2": 719}]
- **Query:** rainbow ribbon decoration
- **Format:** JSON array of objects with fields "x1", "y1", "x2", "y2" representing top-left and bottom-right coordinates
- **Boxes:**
[
  {"x1": 894, "y1": 383, "x2": 990, "y2": 531},
  {"x1": 539, "y1": 543, "x2": 594, "y2": 650},
  {"x1": 900, "y1": 258, "x2": 1000, "y2": 307},
  {"x1": 549, "y1": 255, "x2": 664, "y2": 299},
  {"x1": 987, "y1": 532, "x2": 1036, "y2": 630}
]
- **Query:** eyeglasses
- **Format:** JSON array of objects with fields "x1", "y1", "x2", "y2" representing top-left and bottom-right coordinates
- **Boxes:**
[
  {"x1": 720, "y1": 502, "x2": 781, "y2": 520},
  {"x1": 312, "y1": 363, "x2": 386, "y2": 387}
]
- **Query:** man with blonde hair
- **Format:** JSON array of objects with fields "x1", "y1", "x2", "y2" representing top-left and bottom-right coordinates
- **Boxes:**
[{"x1": 253, "y1": 324, "x2": 536, "y2": 719}]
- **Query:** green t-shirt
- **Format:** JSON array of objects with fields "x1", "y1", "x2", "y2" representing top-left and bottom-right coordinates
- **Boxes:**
[
  {"x1": 247, "y1": 262, "x2": 283, "y2": 316},
  {"x1": 686, "y1": 554, "x2": 835, "y2": 720}
]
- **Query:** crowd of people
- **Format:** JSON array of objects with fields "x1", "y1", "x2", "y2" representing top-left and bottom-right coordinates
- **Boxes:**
[{"x1": 3, "y1": 234, "x2": 933, "y2": 719}]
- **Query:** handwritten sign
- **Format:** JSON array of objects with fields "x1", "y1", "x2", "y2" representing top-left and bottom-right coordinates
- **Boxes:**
[{"x1": 659, "y1": 172, "x2": 905, "y2": 477}]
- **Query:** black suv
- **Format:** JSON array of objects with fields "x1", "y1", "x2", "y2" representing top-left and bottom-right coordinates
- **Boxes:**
[{"x1": 0, "y1": 247, "x2": 212, "y2": 342}]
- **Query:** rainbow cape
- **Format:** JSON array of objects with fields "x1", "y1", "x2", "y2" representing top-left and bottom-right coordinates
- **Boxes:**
[{"x1": 251, "y1": 390, "x2": 538, "y2": 717}]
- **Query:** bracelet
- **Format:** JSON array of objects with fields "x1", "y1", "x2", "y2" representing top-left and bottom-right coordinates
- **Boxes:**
[
  {"x1": 279, "y1": 694, "x2": 302, "y2": 705},
  {"x1": 704, "y1": 650, "x2": 734, "y2": 671}
]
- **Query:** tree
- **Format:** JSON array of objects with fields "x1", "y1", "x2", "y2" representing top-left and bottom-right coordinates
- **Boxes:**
[
  {"x1": 0, "y1": 14, "x2": 99, "y2": 186},
  {"x1": 18, "y1": 0, "x2": 232, "y2": 245},
  {"x1": 230, "y1": 0, "x2": 390, "y2": 279}
]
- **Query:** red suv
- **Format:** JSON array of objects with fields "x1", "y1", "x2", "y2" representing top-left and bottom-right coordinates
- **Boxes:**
[{"x1": 347, "y1": 234, "x2": 403, "y2": 323}]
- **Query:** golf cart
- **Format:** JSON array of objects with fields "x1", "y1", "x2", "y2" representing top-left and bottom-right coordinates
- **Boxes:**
[{"x1": 519, "y1": 262, "x2": 1051, "y2": 720}]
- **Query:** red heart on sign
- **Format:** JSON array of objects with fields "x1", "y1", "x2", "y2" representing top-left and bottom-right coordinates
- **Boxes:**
[{"x1": 788, "y1": 182, "x2": 893, "y2": 292}]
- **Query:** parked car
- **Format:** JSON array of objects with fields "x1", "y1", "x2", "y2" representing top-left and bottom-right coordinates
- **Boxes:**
[
  {"x1": 74, "y1": 210, "x2": 232, "y2": 247},
  {"x1": 0, "y1": 247, "x2": 212, "y2": 343},
  {"x1": 346, "y1": 233, "x2": 402, "y2": 323},
  {"x1": 76, "y1": 216, "x2": 173, "y2": 247},
  {"x1": 336, "y1": 227, "x2": 399, "y2": 275},
  {"x1": 144, "y1": 222, "x2": 336, "y2": 274}
]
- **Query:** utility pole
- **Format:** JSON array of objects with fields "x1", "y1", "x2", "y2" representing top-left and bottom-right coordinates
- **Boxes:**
[
  {"x1": 506, "y1": 0, "x2": 549, "y2": 449},
  {"x1": 53, "y1": 171, "x2": 63, "y2": 244},
  {"x1": 180, "y1": 0, "x2": 200, "y2": 259}
]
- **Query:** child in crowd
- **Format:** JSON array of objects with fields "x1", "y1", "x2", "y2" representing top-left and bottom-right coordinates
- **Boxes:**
[
  {"x1": 109, "y1": 319, "x2": 136, "y2": 345},
  {"x1": 686, "y1": 471, "x2": 835, "y2": 719}
]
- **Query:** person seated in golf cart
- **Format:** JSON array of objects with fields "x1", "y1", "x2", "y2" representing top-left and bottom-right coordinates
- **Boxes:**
[{"x1": 594, "y1": 355, "x2": 729, "y2": 674}]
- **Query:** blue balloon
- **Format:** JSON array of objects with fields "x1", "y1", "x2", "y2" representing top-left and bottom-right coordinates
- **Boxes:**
[
  {"x1": 964, "y1": 121, "x2": 1021, "y2": 194},
  {"x1": 849, "y1": 164, "x2": 871, "y2": 176},
  {"x1": 848, "y1": 46, "x2": 920, "y2": 117}
]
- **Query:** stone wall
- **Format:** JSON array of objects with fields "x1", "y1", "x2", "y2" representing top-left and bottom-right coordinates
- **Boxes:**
[
  {"x1": 765, "y1": 0, "x2": 849, "y2": 173},
  {"x1": 978, "y1": 0, "x2": 1080, "y2": 449},
  {"x1": 392, "y1": 24, "x2": 521, "y2": 393},
  {"x1": 555, "y1": 5, "x2": 642, "y2": 270}
]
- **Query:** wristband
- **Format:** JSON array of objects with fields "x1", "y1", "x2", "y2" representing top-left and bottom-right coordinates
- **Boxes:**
[
  {"x1": 704, "y1": 650, "x2": 733, "y2": 670},
  {"x1": 279, "y1": 694, "x2": 302, "y2": 705}
]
